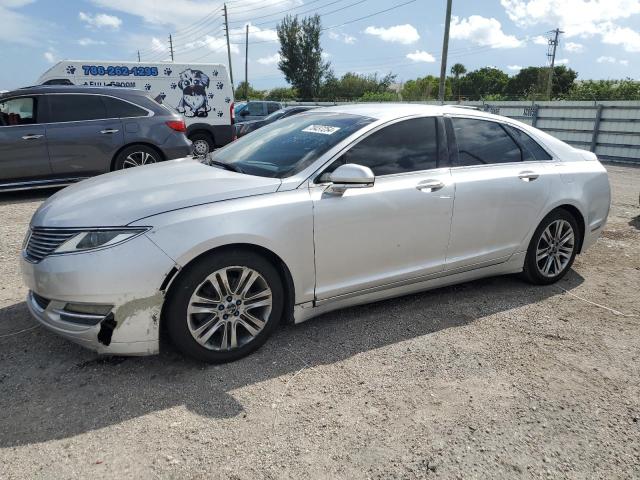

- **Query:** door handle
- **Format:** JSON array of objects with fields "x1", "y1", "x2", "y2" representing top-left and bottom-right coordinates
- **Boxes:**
[
  {"x1": 416, "y1": 179, "x2": 445, "y2": 192},
  {"x1": 21, "y1": 134, "x2": 43, "y2": 140},
  {"x1": 100, "y1": 129, "x2": 119, "y2": 134},
  {"x1": 518, "y1": 171, "x2": 539, "y2": 182}
]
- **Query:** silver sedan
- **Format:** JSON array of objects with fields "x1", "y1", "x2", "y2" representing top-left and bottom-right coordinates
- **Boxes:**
[{"x1": 21, "y1": 104, "x2": 611, "y2": 362}]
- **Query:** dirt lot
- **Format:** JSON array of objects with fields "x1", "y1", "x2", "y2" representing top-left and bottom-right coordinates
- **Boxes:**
[{"x1": 0, "y1": 164, "x2": 638, "y2": 479}]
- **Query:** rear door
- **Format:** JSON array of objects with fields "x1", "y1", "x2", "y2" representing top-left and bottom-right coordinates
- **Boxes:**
[
  {"x1": 44, "y1": 94, "x2": 124, "y2": 176},
  {"x1": 444, "y1": 116, "x2": 552, "y2": 271},
  {"x1": 0, "y1": 95, "x2": 51, "y2": 183}
]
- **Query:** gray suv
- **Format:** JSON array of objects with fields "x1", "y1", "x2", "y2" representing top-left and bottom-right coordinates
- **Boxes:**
[{"x1": 0, "y1": 86, "x2": 192, "y2": 191}]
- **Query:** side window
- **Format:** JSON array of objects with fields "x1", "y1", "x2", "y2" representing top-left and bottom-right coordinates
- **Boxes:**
[
  {"x1": 324, "y1": 117, "x2": 439, "y2": 177},
  {"x1": 246, "y1": 102, "x2": 264, "y2": 116},
  {"x1": 47, "y1": 94, "x2": 107, "y2": 123},
  {"x1": 504, "y1": 125, "x2": 552, "y2": 161},
  {"x1": 0, "y1": 97, "x2": 36, "y2": 126},
  {"x1": 102, "y1": 96, "x2": 148, "y2": 118},
  {"x1": 451, "y1": 118, "x2": 521, "y2": 166},
  {"x1": 267, "y1": 103, "x2": 280, "y2": 114}
]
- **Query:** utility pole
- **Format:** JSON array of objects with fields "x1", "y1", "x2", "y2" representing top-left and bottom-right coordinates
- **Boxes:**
[
  {"x1": 244, "y1": 24, "x2": 249, "y2": 100},
  {"x1": 223, "y1": 4, "x2": 235, "y2": 90},
  {"x1": 168, "y1": 34, "x2": 174, "y2": 62},
  {"x1": 438, "y1": 0, "x2": 453, "y2": 103},
  {"x1": 137, "y1": 50, "x2": 141, "y2": 62},
  {"x1": 546, "y1": 28, "x2": 563, "y2": 100}
]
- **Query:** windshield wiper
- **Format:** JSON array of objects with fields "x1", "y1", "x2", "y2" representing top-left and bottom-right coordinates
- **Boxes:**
[{"x1": 208, "y1": 160, "x2": 244, "y2": 174}]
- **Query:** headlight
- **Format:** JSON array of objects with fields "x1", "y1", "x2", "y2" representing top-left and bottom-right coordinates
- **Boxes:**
[{"x1": 54, "y1": 228, "x2": 149, "y2": 254}]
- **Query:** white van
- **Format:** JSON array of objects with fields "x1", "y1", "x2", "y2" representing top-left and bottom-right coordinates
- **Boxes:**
[{"x1": 38, "y1": 60, "x2": 235, "y2": 155}]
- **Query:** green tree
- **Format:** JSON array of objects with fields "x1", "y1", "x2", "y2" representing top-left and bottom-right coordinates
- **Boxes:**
[
  {"x1": 450, "y1": 63, "x2": 467, "y2": 100},
  {"x1": 565, "y1": 79, "x2": 640, "y2": 100},
  {"x1": 457, "y1": 67, "x2": 509, "y2": 100},
  {"x1": 234, "y1": 81, "x2": 264, "y2": 100},
  {"x1": 277, "y1": 14, "x2": 330, "y2": 99},
  {"x1": 504, "y1": 65, "x2": 577, "y2": 99},
  {"x1": 359, "y1": 91, "x2": 398, "y2": 102},
  {"x1": 400, "y1": 75, "x2": 447, "y2": 101},
  {"x1": 264, "y1": 87, "x2": 298, "y2": 100},
  {"x1": 318, "y1": 72, "x2": 396, "y2": 100}
]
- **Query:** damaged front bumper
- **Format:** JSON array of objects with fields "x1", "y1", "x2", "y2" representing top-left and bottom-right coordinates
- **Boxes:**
[{"x1": 21, "y1": 234, "x2": 177, "y2": 356}]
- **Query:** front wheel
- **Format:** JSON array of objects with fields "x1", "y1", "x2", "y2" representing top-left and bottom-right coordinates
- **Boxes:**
[
  {"x1": 522, "y1": 209, "x2": 579, "y2": 285},
  {"x1": 164, "y1": 250, "x2": 284, "y2": 363}
]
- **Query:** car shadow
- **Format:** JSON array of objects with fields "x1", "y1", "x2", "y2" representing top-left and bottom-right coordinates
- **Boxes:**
[
  {"x1": 629, "y1": 215, "x2": 640, "y2": 230},
  {"x1": 0, "y1": 271, "x2": 584, "y2": 447}
]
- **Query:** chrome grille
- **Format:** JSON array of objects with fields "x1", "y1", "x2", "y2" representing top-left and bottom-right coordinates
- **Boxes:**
[{"x1": 25, "y1": 228, "x2": 79, "y2": 262}]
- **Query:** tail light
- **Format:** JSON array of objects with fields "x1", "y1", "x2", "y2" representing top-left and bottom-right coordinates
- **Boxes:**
[
  {"x1": 166, "y1": 119, "x2": 186, "y2": 133},
  {"x1": 230, "y1": 102, "x2": 235, "y2": 124}
]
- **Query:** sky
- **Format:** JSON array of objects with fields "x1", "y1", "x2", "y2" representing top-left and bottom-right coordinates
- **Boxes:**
[{"x1": 1, "y1": 0, "x2": 639, "y2": 91}]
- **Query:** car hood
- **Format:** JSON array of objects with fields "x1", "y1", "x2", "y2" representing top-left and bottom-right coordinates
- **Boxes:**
[{"x1": 31, "y1": 159, "x2": 282, "y2": 228}]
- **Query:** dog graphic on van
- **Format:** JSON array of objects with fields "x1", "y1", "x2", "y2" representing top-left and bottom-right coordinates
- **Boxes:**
[{"x1": 176, "y1": 69, "x2": 211, "y2": 117}]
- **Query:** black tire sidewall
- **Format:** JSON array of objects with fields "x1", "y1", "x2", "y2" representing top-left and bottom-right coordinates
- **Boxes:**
[
  {"x1": 523, "y1": 209, "x2": 579, "y2": 285},
  {"x1": 165, "y1": 250, "x2": 284, "y2": 363},
  {"x1": 114, "y1": 145, "x2": 160, "y2": 170}
]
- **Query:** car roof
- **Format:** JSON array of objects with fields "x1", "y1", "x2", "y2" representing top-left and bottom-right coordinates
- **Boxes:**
[
  {"x1": 0, "y1": 85, "x2": 149, "y2": 98},
  {"x1": 318, "y1": 103, "x2": 516, "y2": 121}
]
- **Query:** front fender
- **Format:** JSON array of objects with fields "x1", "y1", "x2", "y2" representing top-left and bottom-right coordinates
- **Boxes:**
[{"x1": 134, "y1": 190, "x2": 316, "y2": 304}]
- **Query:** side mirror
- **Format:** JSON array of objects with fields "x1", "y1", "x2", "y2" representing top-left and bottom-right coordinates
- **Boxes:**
[
  {"x1": 328, "y1": 163, "x2": 375, "y2": 192},
  {"x1": 240, "y1": 110, "x2": 248, "y2": 117}
]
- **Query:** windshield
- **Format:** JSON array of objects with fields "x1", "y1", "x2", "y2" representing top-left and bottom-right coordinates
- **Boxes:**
[
  {"x1": 234, "y1": 102, "x2": 247, "y2": 114},
  {"x1": 213, "y1": 112, "x2": 374, "y2": 178}
]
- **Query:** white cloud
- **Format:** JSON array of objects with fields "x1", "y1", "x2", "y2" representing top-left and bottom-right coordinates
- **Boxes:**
[
  {"x1": 184, "y1": 35, "x2": 240, "y2": 55},
  {"x1": 555, "y1": 58, "x2": 569, "y2": 65},
  {"x1": 0, "y1": 0, "x2": 43, "y2": 45},
  {"x1": 79, "y1": 11, "x2": 122, "y2": 30},
  {"x1": 406, "y1": 50, "x2": 435, "y2": 62},
  {"x1": 501, "y1": 0, "x2": 640, "y2": 51},
  {"x1": 597, "y1": 55, "x2": 630, "y2": 65},
  {"x1": 150, "y1": 37, "x2": 167, "y2": 52},
  {"x1": 564, "y1": 41, "x2": 584, "y2": 52},
  {"x1": 532, "y1": 35, "x2": 548, "y2": 45},
  {"x1": 257, "y1": 53, "x2": 281, "y2": 65},
  {"x1": 90, "y1": 0, "x2": 298, "y2": 27},
  {"x1": 507, "y1": 65, "x2": 523, "y2": 71},
  {"x1": 43, "y1": 50, "x2": 57, "y2": 63},
  {"x1": 328, "y1": 31, "x2": 356, "y2": 44},
  {"x1": 78, "y1": 37, "x2": 106, "y2": 46},
  {"x1": 364, "y1": 24, "x2": 420, "y2": 44},
  {"x1": 450, "y1": 15, "x2": 523, "y2": 48},
  {"x1": 599, "y1": 22, "x2": 640, "y2": 52}
]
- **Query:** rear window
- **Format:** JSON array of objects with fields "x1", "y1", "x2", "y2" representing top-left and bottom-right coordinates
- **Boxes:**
[
  {"x1": 505, "y1": 125, "x2": 552, "y2": 161},
  {"x1": 102, "y1": 96, "x2": 148, "y2": 118},
  {"x1": 48, "y1": 94, "x2": 106, "y2": 122}
]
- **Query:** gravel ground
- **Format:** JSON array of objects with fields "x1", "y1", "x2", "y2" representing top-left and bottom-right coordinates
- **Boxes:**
[{"x1": 0, "y1": 164, "x2": 638, "y2": 480}]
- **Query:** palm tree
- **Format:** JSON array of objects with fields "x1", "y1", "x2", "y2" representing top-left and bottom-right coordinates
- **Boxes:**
[{"x1": 450, "y1": 63, "x2": 467, "y2": 101}]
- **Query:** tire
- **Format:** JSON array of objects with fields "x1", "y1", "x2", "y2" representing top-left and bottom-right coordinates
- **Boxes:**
[
  {"x1": 113, "y1": 145, "x2": 160, "y2": 170},
  {"x1": 164, "y1": 249, "x2": 284, "y2": 363},
  {"x1": 522, "y1": 209, "x2": 580, "y2": 285},
  {"x1": 189, "y1": 132, "x2": 214, "y2": 159}
]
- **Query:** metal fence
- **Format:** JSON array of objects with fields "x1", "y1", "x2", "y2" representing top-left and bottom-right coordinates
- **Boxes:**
[{"x1": 288, "y1": 100, "x2": 640, "y2": 164}]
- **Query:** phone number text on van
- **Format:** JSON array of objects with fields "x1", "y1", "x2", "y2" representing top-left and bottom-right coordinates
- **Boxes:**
[{"x1": 81, "y1": 65, "x2": 159, "y2": 77}]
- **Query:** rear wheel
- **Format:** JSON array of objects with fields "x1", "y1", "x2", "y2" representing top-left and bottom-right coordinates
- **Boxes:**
[
  {"x1": 522, "y1": 209, "x2": 579, "y2": 285},
  {"x1": 165, "y1": 250, "x2": 283, "y2": 363},
  {"x1": 189, "y1": 132, "x2": 214, "y2": 159},
  {"x1": 113, "y1": 145, "x2": 160, "y2": 170}
]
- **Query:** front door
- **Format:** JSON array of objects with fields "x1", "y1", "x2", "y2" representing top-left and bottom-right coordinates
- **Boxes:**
[
  {"x1": 0, "y1": 96, "x2": 51, "y2": 183},
  {"x1": 44, "y1": 94, "x2": 124, "y2": 176},
  {"x1": 311, "y1": 116, "x2": 454, "y2": 300},
  {"x1": 445, "y1": 116, "x2": 552, "y2": 271}
]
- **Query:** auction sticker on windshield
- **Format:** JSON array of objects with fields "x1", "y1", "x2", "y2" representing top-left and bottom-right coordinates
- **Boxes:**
[{"x1": 302, "y1": 125, "x2": 341, "y2": 135}]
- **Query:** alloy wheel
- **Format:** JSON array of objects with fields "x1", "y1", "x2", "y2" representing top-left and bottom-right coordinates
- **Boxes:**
[
  {"x1": 192, "y1": 140, "x2": 210, "y2": 158},
  {"x1": 186, "y1": 266, "x2": 272, "y2": 351},
  {"x1": 122, "y1": 151, "x2": 157, "y2": 168},
  {"x1": 535, "y1": 219, "x2": 575, "y2": 278}
]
